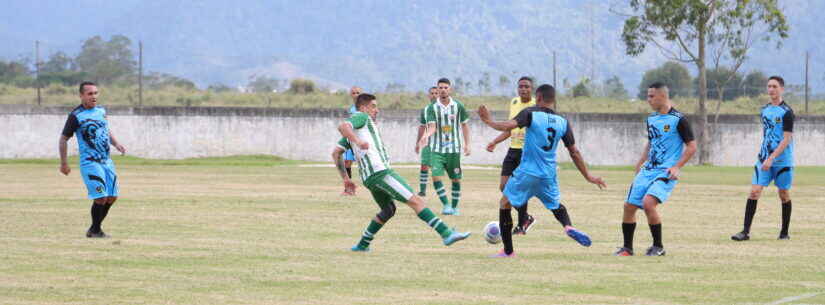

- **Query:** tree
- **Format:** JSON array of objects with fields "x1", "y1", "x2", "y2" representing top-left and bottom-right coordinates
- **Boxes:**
[
  {"x1": 477, "y1": 72, "x2": 491, "y2": 95},
  {"x1": 622, "y1": 0, "x2": 789, "y2": 164},
  {"x1": 41, "y1": 52, "x2": 75, "y2": 73},
  {"x1": 75, "y1": 35, "x2": 137, "y2": 84},
  {"x1": 604, "y1": 75, "x2": 629, "y2": 99},
  {"x1": 208, "y1": 83, "x2": 234, "y2": 93},
  {"x1": 145, "y1": 72, "x2": 196, "y2": 90},
  {"x1": 694, "y1": 67, "x2": 743, "y2": 101},
  {"x1": 288, "y1": 78, "x2": 316, "y2": 94},
  {"x1": 637, "y1": 62, "x2": 692, "y2": 99},
  {"x1": 742, "y1": 70, "x2": 767, "y2": 97},
  {"x1": 248, "y1": 76, "x2": 282, "y2": 93},
  {"x1": 0, "y1": 59, "x2": 31, "y2": 83},
  {"x1": 572, "y1": 79, "x2": 592, "y2": 98}
]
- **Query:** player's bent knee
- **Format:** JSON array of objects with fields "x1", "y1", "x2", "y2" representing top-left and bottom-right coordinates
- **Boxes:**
[
  {"x1": 93, "y1": 198, "x2": 107, "y2": 205},
  {"x1": 376, "y1": 203, "x2": 396, "y2": 223},
  {"x1": 107, "y1": 196, "x2": 118, "y2": 205}
]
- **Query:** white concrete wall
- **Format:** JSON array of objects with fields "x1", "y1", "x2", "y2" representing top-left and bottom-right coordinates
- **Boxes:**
[{"x1": 3, "y1": 112, "x2": 824, "y2": 166}]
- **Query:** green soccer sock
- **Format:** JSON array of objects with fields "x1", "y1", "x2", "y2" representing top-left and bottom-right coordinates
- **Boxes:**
[
  {"x1": 417, "y1": 208, "x2": 452, "y2": 238},
  {"x1": 356, "y1": 220, "x2": 384, "y2": 249},
  {"x1": 433, "y1": 181, "x2": 449, "y2": 206},
  {"x1": 451, "y1": 182, "x2": 461, "y2": 209},
  {"x1": 419, "y1": 170, "x2": 429, "y2": 194}
]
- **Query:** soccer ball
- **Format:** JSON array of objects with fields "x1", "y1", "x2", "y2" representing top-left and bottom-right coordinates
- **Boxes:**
[{"x1": 483, "y1": 221, "x2": 501, "y2": 244}]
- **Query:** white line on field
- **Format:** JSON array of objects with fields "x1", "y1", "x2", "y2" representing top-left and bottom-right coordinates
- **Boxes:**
[
  {"x1": 298, "y1": 164, "x2": 498, "y2": 170},
  {"x1": 768, "y1": 292, "x2": 821, "y2": 305}
]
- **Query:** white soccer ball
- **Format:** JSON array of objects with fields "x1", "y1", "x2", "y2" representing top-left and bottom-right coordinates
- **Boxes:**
[{"x1": 484, "y1": 221, "x2": 502, "y2": 244}]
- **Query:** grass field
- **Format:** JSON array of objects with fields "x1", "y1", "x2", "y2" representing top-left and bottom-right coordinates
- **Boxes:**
[{"x1": 1, "y1": 156, "x2": 824, "y2": 304}]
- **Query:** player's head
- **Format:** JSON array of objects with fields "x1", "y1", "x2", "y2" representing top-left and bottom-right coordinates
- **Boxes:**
[
  {"x1": 78, "y1": 81, "x2": 99, "y2": 108},
  {"x1": 349, "y1": 86, "x2": 363, "y2": 101},
  {"x1": 767, "y1": 75, "x2": 784, "y2": 101},
  {"x1": 646, "y1": 82, "x2": 670, "y2": 109},
  {"x1": 534, "y1": 84, "x2": 555, "y2": 107},
  {"x1": 356, "y1": 93, "x2": 379, "y2": 119},
  {"x1": 437, "y1": 78, "x2": 451, "y2": 99},
  {"x1": 517, "y1": 76, "x2": 533, "y2": 100},
  {"x1": 428, "y1": 86, "x2": 438, "y2": 100}
]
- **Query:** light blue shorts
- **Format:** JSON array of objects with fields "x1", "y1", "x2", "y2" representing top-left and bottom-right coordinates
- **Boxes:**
[
  {"x1": 80, "y1": 159, "x2": 118, "y2": 199},
  {"x1": 626, "y1": 168, "x2": 676, "y2": 208},
  {"x1": 752, "y1": 164, "x2": 793, "y2": 190},
  {"x1": 344, "y1": 149, "x2": 356, "y2": 161},
  {"x1": 503, "y1": 172, "x2": 560, "y2": 210}
]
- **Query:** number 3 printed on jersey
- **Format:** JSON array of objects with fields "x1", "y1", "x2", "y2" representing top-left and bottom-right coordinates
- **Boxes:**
[{"x1": 541, "y1": 127, "x2": 557, "y2": 151}]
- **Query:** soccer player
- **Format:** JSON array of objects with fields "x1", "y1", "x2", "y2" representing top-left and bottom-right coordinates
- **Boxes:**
[
  {"x1": 614, "y1": 82, "x2": 696, "y2": 257},
  {"x1": 341, "y1": 86, "x2": 363, "y2": 195},
  {"x1": 58, "y1": 81, "x2": 126, "y2": 238},
  {"x1": 416, "y1": 78, "x2": 471, "y2": 215},
  {"x1": 731, "y1": 76, "x2": 795, "y2": 241},
  {"x1": 478, "y1": 84, "x2": 606, "y2": 258},
  {"x1": 486, "y1": 76, "x2": 538, "y2": 235},
  {"x1": 415, "y1": 86, "x2": 439, "y2": 196},
  {"x1": 332, "y1": 93, "x2": 471, "y2": 251}
]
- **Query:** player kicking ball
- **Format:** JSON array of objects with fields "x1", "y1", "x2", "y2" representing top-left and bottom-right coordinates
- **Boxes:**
[
  {"x1": 614, "y1": 83, "x2": 696, "y2": 257},
  {"x1": 478, "y1": 84, "x2": 606, "y2": 258},
  {"x1": 332, "y1": 93, "x2": 471, "y2": 252}
]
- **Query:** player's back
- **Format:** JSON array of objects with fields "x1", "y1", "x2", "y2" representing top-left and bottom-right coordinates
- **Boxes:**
[{"x1": 517, "y1": 107, "x2": 571, "y2": 178}]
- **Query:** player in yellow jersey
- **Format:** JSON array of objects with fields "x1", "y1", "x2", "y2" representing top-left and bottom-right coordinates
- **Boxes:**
[{"x1": 485, "y1": 77, "x2": 537, "y2": 234}]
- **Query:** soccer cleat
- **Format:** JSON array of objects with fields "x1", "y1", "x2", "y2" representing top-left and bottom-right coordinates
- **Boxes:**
[
  {"x1": 778, "y1": 234, "x2": 790, "y2": 240},
  {"x1": 731, "y1": 231, "x2": 750, "y2": 241},
  {"x1": 645, "y1": 246, "x2": 666, "y2": 256},
  {"x1": 418, "y1": 191, "x2": 426, "y2": 197},
  {"x1": 451, "y1": 208, "x2": 460, "y2": 216},
  {"x1": 350, "y1": 245, "x2": 370, "y2": 252},
  {"x1": 614, "y1": 247, "x2": 634, "y2": 256},
  {"x1": 86, "y1": 229, "x2": 109, "y2": 238},
  {"x1": 513, "y1": 215, "x2": 537, "y2": 235},
  {"x1": 490, "y1": 249, "x2": 516, "y2": 258},
  {"x1": 441, "y1": 206, "x2": 455, "y2": 215},
  {"x1": 442, "y1": 230, "x2": 471, "y2": 246},
  {"x1": 565, "y1": 227, "x2": 592, "y2": 247}
]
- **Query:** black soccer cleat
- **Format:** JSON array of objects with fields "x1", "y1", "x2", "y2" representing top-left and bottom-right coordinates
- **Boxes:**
[
  {"x1": 614, "y1": 247, "x2": 634, "y2": 256},
  {"x1": 418, "y1": 191, "x2": 426, "y2": 197},
  {"x1": 731, "y1": 231, "x2": 750, "y2": 241},
  {"x1": 86, "y1": 229, "x2": 110, "y2": 238},
  {"x1": 645, "y1": 246, "x2": 666, "y2": 256},
  {"x1": 778, "y1": 234, "x2": 790, "y2": 240},
  {"x1": 512, "y1": 215, "x2": 536, "y2": 235}
]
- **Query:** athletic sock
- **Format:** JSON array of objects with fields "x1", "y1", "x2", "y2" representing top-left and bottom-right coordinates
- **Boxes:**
[
  {"x1": 551, "y1": 204, "x2": 572, "y2": 227},
  {"x1": 450, "y1": 182, "x2": 461, "y2": 209},
  {"x1": 419, "y1": 170, "x2": 429, "y2": 193},
  {"x1": 515, "y1": 204, "x2": 529, "y2": 227},
  {"x1": 101, "y1": 203, "x2": 112, "y2": 221},
  {"x1": 622, "y1": 222, "x2": 636, "y2": 249},
  {"x1": 417, "y1": 208, "x2": 451, "y2": 238},
  {"x1": 345, "y1": 167, "x2": 352, "y2": 179},
  {"x1": 743, "y1": 199, "x2": 758, "y2": 234},
  {"x1": 500, "y1": 209, "x2": 514, "y2": 255},
  {"x1": 356, "y1": 220, "x2": 384, "y2": 249},
  {"x1": 650, "y1": 223, "x2": 663, "y2": 248},
  {"x1": 90, "y1": 203, "x2": 104, "y2": 233},
  {"x1": 780, "y1": 200, "x2": 792, "y2": 236},
  {"x1": 433, "y1": 181, "x2": 449, "y2": 206}
]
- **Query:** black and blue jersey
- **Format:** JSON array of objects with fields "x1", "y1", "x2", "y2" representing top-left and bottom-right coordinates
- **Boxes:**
[
  {"x1": 643, "y1": 108, "x2": 694, "y2": 170},
  {"x1": 61, "y1": 105, "x2": 111, "y2": 165},
  {"x1": 758, "y1": 101, "x2": 794, "y2": 167}
]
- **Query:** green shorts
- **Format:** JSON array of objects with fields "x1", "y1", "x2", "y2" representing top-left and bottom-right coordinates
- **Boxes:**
[
  {"x1": 420, "y1": 146, "x2": 432, "y2": 167},
  {"x1": 430, "y1": 152, "x2": 462, "y2": 179},
  {"x1": 365, "y1": 170, "x2": 415, "y2": 206}
]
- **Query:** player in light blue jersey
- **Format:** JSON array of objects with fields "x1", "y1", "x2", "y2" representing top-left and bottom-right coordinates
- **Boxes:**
[
  {"x1": 340, "y1": 86, "x2": 362, "y2": 195},
  {"x1": 58, "y1": 81, "x2": 127, "y2": 238},
  {"x1": 732, "y1": 76, "x2": 795, "y2": 241},
  {"x1": 615, "y1": 82, "x2": 696, "y2": 257},
  {"x1": 479, "y1": 84, "x2": 606, "y2": 258}
]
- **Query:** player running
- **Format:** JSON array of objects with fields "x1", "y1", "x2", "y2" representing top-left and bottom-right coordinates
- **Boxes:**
[
  {"x1": 341, "y1": 86, "x2": 363, "y2": 195},
  {"x1": 478, "y1": 84, "x2": 606, "y2": 258},
  {"x1": 485, "y1": 76, "x2": 538, "y2": 235},
  {"x1": 416, "y1": 78, "x2": 471, "y2": 215},
  {"x1": 731, "y1": 76, "x2": 795, "y2": 241},
  {"x1": 332, "y1": 93, "x2": 471, "y2": 252},
  {"x1": 58, "y1": 81, "x2": 127, "y2": 238},
  {"x1": 614, "y1": 82, "x2": 696, "y2": 257},
  {"x1": 415, "y1": 86, "x2": 438, "y2": 196}
]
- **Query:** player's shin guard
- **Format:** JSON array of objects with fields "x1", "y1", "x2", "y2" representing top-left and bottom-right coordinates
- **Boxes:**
[
  {"x1": 90, "y1": 203, "x2": 104, "y2": 232},
  {"x1": 451, "y1": 182, "x2": 461, "y2": 209},
  {"x1": 743, "y1": 199, "x2": 758, "y2": 233},
  {"x1": 433, "y1": 181, "x2": 449, "y2": 206},
  {"x1": 780, "y1": 201, "x2": 792, "y2": 236},
  {"x1": 356, "y1": 220, "x2": 384, "y2": 249},
  {"x1": 551, "y1": 204, "x2": 572, "y2": 227},
  {"x1": 500, "y1": 209, "x2": 514, "y2": 255},
  {"x1": 419, "y1": 170, "x2": 429, "y2": 194},
  {"x1": 650, "y1": 223, "x2": 663, "y2": 248},
  {"x1": 417, "y1": 208, "x2": 451, "y2": 238},
  {"x1": 622, "y1": 222, "x2": 636, "y2": 249}
]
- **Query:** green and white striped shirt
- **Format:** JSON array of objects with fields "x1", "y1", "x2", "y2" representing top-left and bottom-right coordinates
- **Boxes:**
[
  {"x1": 337, "y1": 112, "x2": 391, "y2": 183},
  {"x1": 424, "y1": 97, "x2": 470, "y2": 154}
]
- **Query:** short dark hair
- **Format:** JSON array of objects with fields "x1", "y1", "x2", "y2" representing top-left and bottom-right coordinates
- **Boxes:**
[
  {"x1": 437, "y1": 78, "x2": 451, "y2": 86},
  {"x1": 355, "y1": 93, "x2": 376, "y2": 109},
  {"x1": 518, "y1": 76, "x2": 534, "y2": 84},
  {"x1": 79, "y1": 81, "x2": 96, "y2": 94},
  {"x1": 535, "y1": 84, "x2": 556, "y2": 101},
  {"x1": 768, "y1": 75, "x2": 785, "y2": 87},
  {"x1": 648, "y1": 82, "x2": 667, "y2": 89},
  {"x1": 429, "y1": 86, "x2": 437, "y2": 90}
]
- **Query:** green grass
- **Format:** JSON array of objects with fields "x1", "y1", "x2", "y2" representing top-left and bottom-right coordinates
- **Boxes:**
[{"x1": 1, "y1": 159, "x2": 824, "y2": 304}]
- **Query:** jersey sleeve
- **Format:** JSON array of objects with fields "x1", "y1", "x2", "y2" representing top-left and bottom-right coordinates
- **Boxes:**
[
  {"x1": 61, "y1": 113, "x2": 79, "y2": 138},
  {"x1": 336, "y1": 137, "x2": 351, "y2": 150},
  {"x1": 782, "y1": 110, "x2": 794, "y2": 132},
  {"x1": 677, "y1": 117, "x2": 695, "y2": 143},
  {"x1": 458, "y1": 103, "x2": 469, "y2": 124},
  {"x1": 346, "y1": 112, "x2": 369, "y2": 129},
  {"x1": 513, "y1": 108, "x2": 533, "y2": 128},
  {"x1": 561, "y1": 121, "x2": 576, "y2": 147},
  {"x1": 418, "y1": 108, "x2": 426, "y2": 125},
  {"x1": 425, "y1": 105, "x2": 436, "y2": 124}
]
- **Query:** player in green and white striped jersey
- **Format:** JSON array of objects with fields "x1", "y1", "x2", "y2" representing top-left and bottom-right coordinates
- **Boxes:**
[
  {"x1": 415, "y1": 86, "x2": 438, "y2": 197},
  {"x1": 332, "y1": 93, "x2": 470, "y2": 252},
  {"x1": 416, "y1": 78, "x2": 471, "y2": 216}
]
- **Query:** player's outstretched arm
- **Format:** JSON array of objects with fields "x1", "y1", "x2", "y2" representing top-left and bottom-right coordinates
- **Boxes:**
[
  {"x1": 487, "y1": 130, "x2": 511, "y2": 152},
  {"x1": 109, "y1": 130, "x2": 126, "y2": 155},
  {"x1": 338, "y1": 122, "x2": 368, "y2": 150},
  {"x1": 477, "y1": 105, "x2": 517, "y2": 131},
  {"x1": 332, "y1": 147, "x2": 356, "y2": 191},
  {"x1": 667, "y1": 140, "x2": 697, "y2": 180},
  {"x1": 567, "y1": 144, "x2": 606, "y2": 189},
  {"x1": 58, "y1": 135, "x2": 71, "y2": 175}
]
